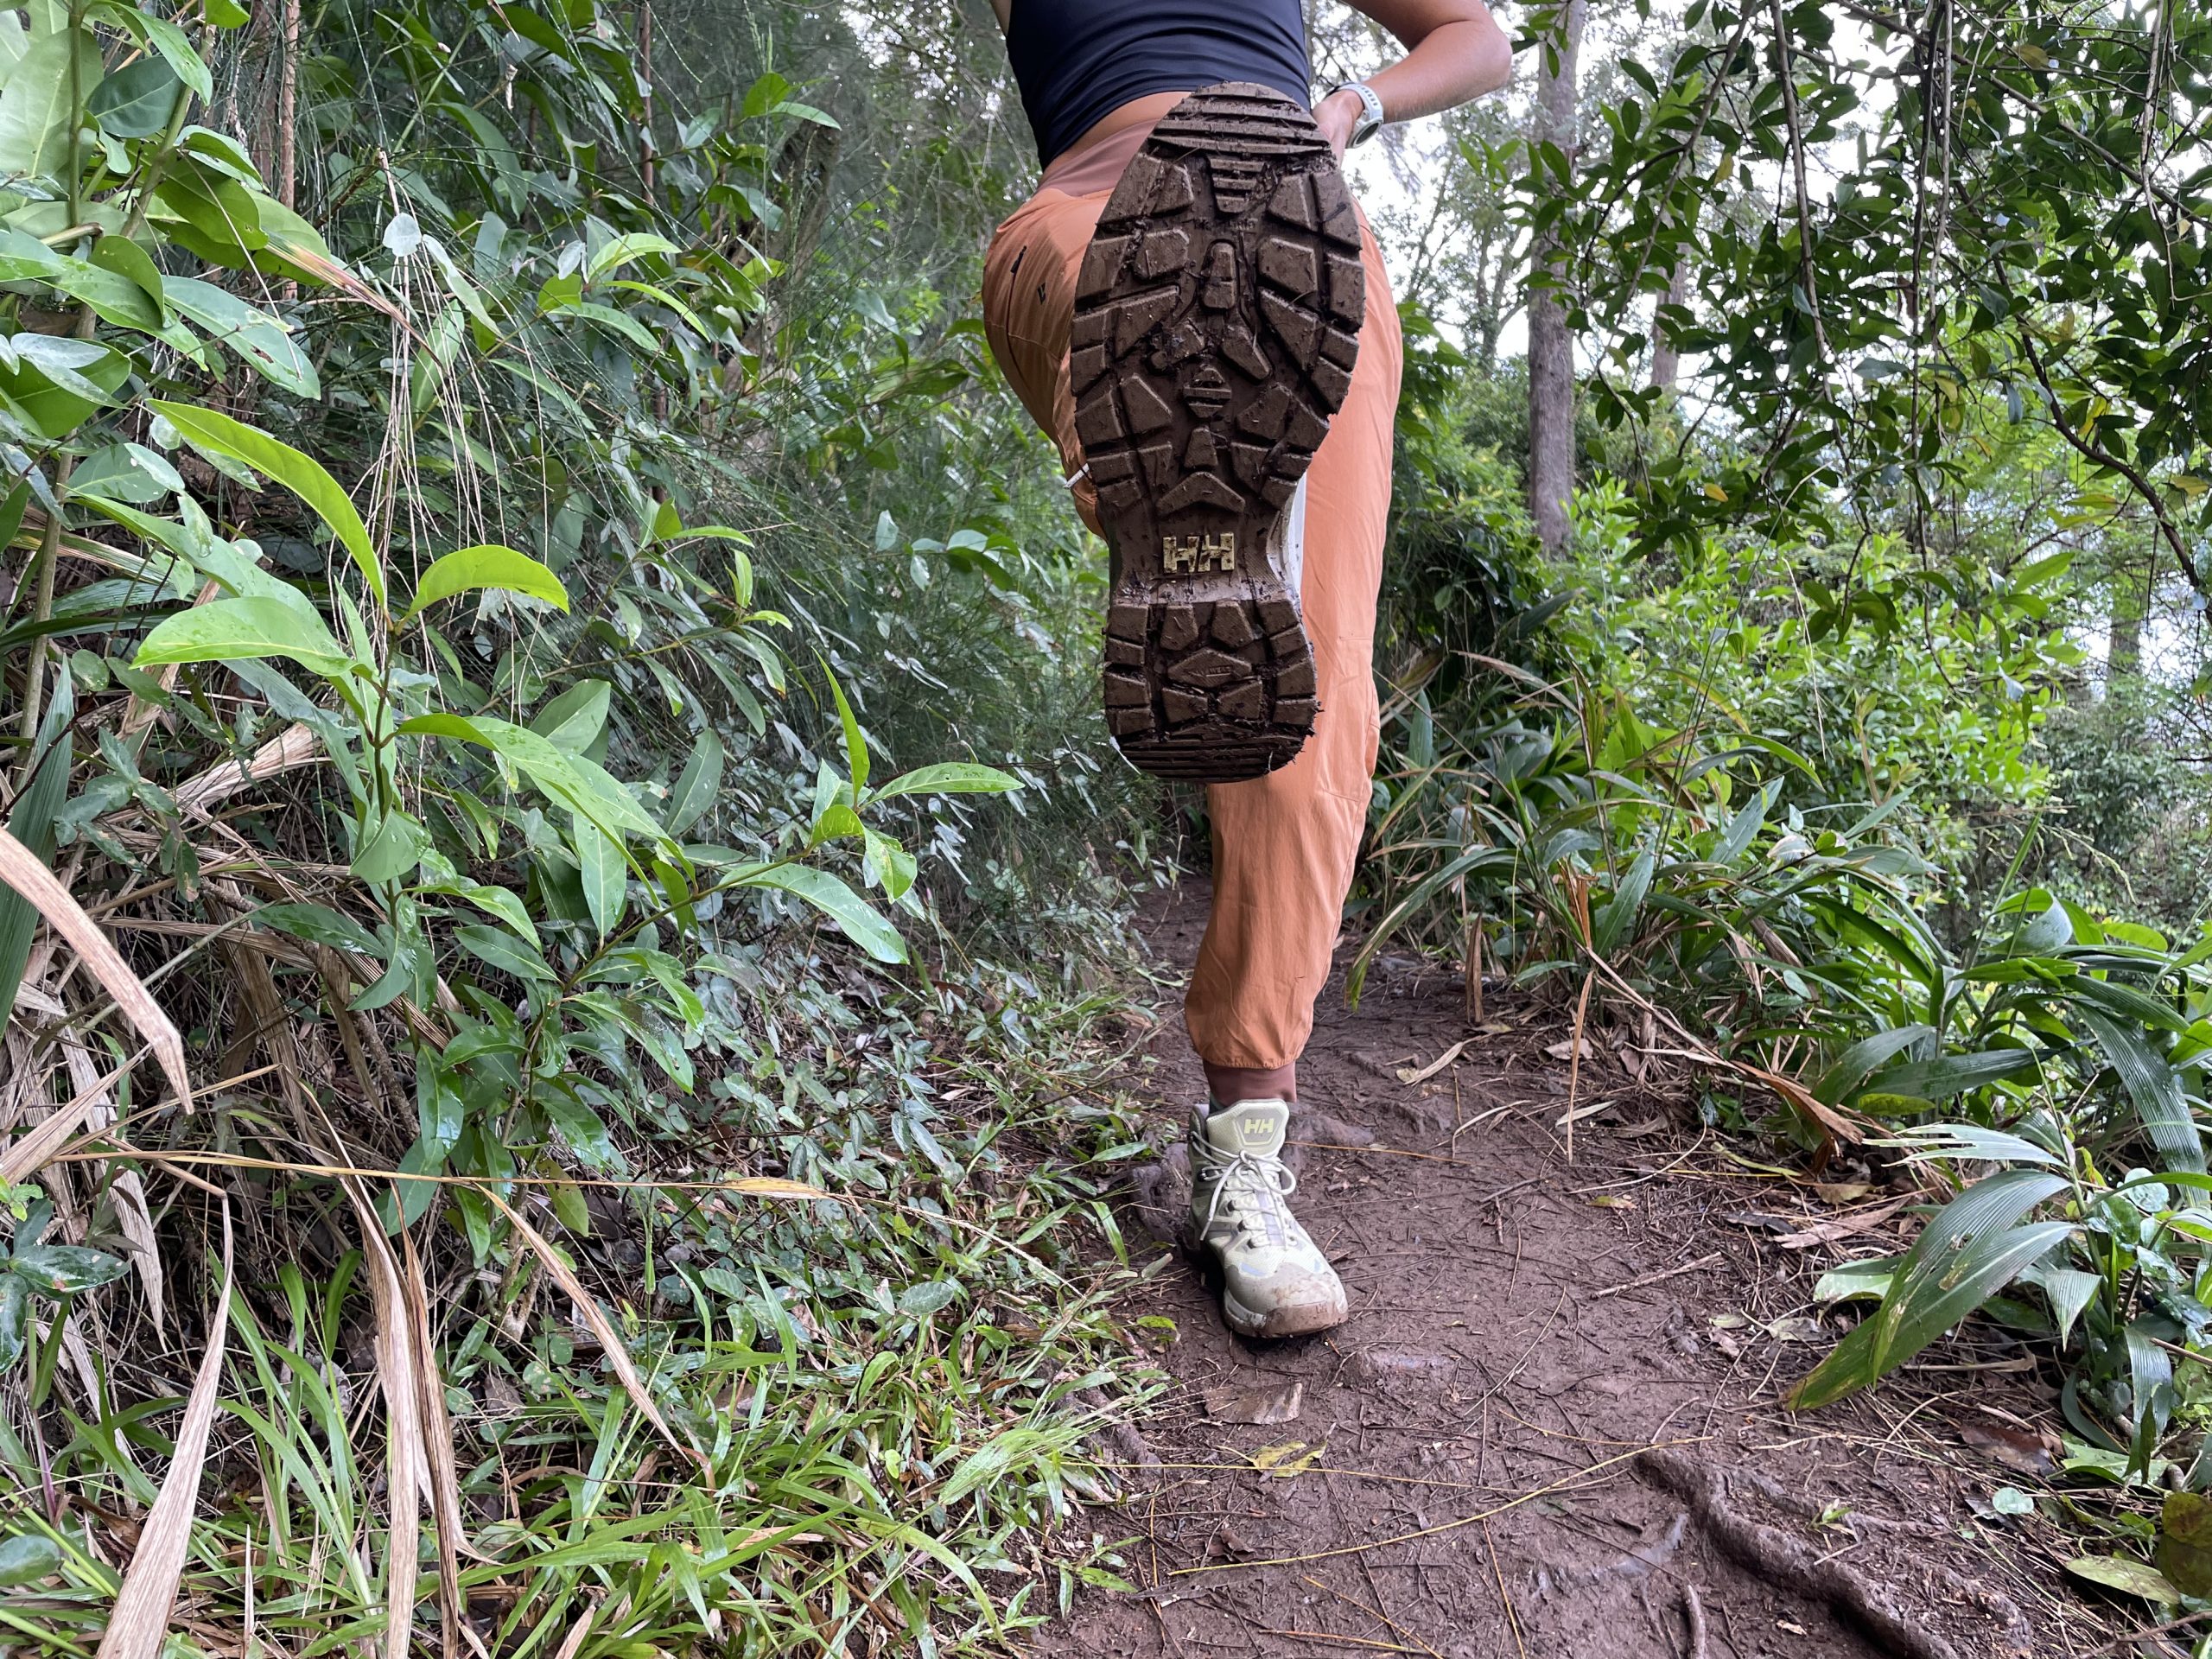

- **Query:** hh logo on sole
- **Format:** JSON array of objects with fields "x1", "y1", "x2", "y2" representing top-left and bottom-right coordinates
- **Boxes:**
[{"x1": 1163, "y1": 532, "x2": 1236, "y2": 573}]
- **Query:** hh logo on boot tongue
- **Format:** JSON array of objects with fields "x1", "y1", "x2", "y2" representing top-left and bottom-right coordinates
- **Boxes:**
[{"x1": 1238, "y1": 1114, "x2": 1275, "y2": 1145}]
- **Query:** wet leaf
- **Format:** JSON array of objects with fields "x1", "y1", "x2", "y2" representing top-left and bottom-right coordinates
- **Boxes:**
[
  {"x1": 1204, "y1": 1377, "x2": 1303, "y2": 1425},
  {"x1": 2064, "y1": 1554, "x2": 2181, "y2": 1607},
  {"x1": 2159, "y1": 1491, "x2": 2212, "y2": 1598},
  {"x1": 1249, "y1": 1441, "x2": 1324, "y2": 1478}
]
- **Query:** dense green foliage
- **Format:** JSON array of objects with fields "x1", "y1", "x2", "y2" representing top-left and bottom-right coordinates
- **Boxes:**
[{"x1": 0, "y1": 0, "x2": 1161, "y2": 1650}]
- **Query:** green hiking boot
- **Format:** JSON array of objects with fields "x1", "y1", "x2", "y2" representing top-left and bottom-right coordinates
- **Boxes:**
[{"x1": 1185, "y1": 1098, "x2": 1347, "y2": 1338}]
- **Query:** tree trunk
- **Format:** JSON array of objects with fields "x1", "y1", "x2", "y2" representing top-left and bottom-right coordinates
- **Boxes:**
[
  {"x1": 1650, "y1": 252, "x2": 1688, "y2": 391},
  {"x1": 2107, "y1": 572, "x2": 2144, "y2": 682},
  {"x1": 1526, "y1": 0, "x2": 1586, "y2": 552}
]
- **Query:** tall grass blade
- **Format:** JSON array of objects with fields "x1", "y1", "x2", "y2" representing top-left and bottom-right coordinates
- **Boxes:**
[
  {"x1": 94, "y1": 1206, "x2": 232, "y2": 1659},
  {"x1": 481, "y1": 1186, "x2": 702, "y2": 1468},
  {"x1": 0, "y1": 676, "x2": 72, "y2": 1024}
]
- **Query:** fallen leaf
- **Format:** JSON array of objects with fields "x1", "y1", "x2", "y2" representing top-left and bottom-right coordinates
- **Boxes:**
[
  {"x1": 2065, "y1": 1555, "x2": 2181, "y2": 1606},
  {"x1": 1398, "y1": 1039, "x2": 1472, "y2": 1085},
  {"x1": 1723, "y1": 1211, "x2": 1799, "y2": 1236},
  {"x1": 1764, "y1": 1315, "x2": 1827, "y2": 1343},
  {"x1": 1991, "y1": 1486, "x2": 2035, "y2": 1516},
  {"x1": 1545, "y1": 1036, "x2": 1599, "y2": 1062},
  {"x1": 1588, "y1": 1195, "x2": 1637, "y2": 1210},
  {"x1": 1960, "y1": 1420, "x2": 2058, "y2": 1476},
  {"x1": 1249, "y1": 1441, "x2": 1324, "y2": 1478},
  {"x1": 1205, "y1": 1377, "x2": 1303, "y2": 1425},
  {"x1": 1208, "y1": 1524, "x2": 1259, "y2": 1561},
  {"x1": 1554, "y1": 1098, "x2": 1616, "y2": 1128},
  {"x1": 1813, "y1": 1181, "x2": 1874, "y2": 1205},
  {"x1": 1617, "y1": 1117, "x2": 1669, "y2": 1137},
  {"x1": 1774, "y1": 1197, "x2": 1910, "y2": 1249}
]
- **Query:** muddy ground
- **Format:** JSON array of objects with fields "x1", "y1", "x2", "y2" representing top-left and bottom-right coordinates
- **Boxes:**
[{"x1": 1046, "y1": 887, "x2": 2167, "y2": 1659}]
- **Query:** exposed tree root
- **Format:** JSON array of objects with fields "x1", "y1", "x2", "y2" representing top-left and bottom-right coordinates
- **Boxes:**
[
  {"x1": 1643, "y1": 1448, "x2": 2033, "y2": 1659},
  {"x1": 1681, "y1": 1582, "x2": 1711, "y2": 1659}
]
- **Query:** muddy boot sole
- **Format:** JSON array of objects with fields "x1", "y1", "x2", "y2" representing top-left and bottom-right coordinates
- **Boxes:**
[{"x1": 1072, "y1": 81, "x2": 1364, "y2": 784}]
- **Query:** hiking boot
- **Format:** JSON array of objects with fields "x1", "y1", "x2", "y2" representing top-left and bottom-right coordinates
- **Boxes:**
[
  {"x1": 1185, "y1": 1098, "x2": 1348, "y2": 1338},
  {"x1": 1073, "y1": 82, "x2": 1365, "y2": 784}
]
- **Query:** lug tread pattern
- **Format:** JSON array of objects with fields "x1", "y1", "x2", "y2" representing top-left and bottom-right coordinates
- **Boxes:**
[{"x1": 1071, "y1": 83, "x2": 1365, "y2": 784}]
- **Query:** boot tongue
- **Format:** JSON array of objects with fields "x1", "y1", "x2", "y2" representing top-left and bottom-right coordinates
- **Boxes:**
[{"x1": 1205, "y1": 1098, "x2": 1290, "y2": 1158}]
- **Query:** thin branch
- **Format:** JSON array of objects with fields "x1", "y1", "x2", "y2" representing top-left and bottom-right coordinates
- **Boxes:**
[{"x1": 2014, "y1": 320, "x2": 2205, "y2": 597}]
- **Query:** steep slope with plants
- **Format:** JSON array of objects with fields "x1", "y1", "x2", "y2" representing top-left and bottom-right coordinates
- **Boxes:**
[{"x1": 0, "y1": 1, "x2": 1161, "y2": 1652}]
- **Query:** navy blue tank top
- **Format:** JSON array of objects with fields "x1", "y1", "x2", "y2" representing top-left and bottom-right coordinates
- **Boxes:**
[{"x1": 1007, "y1": 0, "x2": 1313, "y2": 167}]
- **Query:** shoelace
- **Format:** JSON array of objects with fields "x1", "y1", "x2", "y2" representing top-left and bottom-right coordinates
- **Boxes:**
[{"x1": 1197, "y1": 1147, "x2": 1298, "y2": 1247}]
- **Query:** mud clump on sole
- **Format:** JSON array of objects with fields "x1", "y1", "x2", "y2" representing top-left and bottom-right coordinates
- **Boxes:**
[{"x1": 1076, "y1": 82, "x2": 1364, "y2": 785}]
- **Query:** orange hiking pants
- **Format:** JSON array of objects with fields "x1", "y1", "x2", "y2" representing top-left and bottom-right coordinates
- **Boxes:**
[{"x1": 982, "y1": 119, "x2": 1402, "y2": 1071}]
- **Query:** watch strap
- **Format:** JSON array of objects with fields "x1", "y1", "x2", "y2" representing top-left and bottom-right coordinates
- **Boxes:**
[{"x1": 1333, "y1": 80, "x2": 1385, "y2": 146}]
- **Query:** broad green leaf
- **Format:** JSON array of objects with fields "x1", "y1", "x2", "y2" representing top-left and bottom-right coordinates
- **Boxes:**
[
  {"x1": 542, "y1": 1087, "x2": 617, "y2": 1168},
  {"x1": 1863, "y1": 1047, "x2": 2037, "y2": 1103},
  {"x1": 454, "y1": 924, "x2": 555, "y2": 982},
  {"x1": 1789, "y1": 1170, "x2": 2072, "y2": 1409},
  {"x1": 88, "y1": 56, "x2": 181, "y2": 142},
  {"x1": 424, "y1": 883, "x2": 539, "y2": 948},
  {"x1": 2080, "y1": 1007, "x2": 2203, "y2": 1174},
  {"x1": 0, "y1": 1532, "x2": 60, "y2": 1586},
  {"x1": 253, "y1": 903, "x2": 381, "y2": 957},
  {"x1": 149, "y1": 402, "x2": 382, "y2": 605},
  {"x1": 9, "y1": 1243, "x2": 130, "y2": 1294},
  {"x1": 1592, "y1": 849, "x2": 1654, "y2": 955},
  {"x1": 163, "y1": 276, "x2": 318, "y2": 396},
  {"x1": 862, "y1": 760, "x2": 1021, "y2": 801},
  {"x1": 1811, "y1": 1254, "x2": 1902, "y2": 1305},
  {"x1": 738, "y1": 863, "x2": 906, "y2": 964},
  {"x1": 0, "y1": 336, "x2": 128, "y2": 438},
  {"x1": 862, "y1": 828, "x2": 916, "y2": 900},
  {"x1": 352, "y1": 810, "x2": 427, "y2": 885},
  {"x1": 2022, "y1": 1266, "x2": 2102, "y2": 1348},
  {"x1": 1812, "y1": 1024, "x2": 1934, "y2": 1105},
  {"x1": 531, "y1": 680, "x2": 612, "y2": 756},
  {"x1": 0, "y1": 11, "x2": 101, "y2": 181},
  {"x1": 585, "y1": 232, "x2": 680, "y2": 284},
  {"x1": 403, "y1": 544, "x2": 569, "y2": 619},
  {"x1": 573, "y1": 815, "x2": 626, "y2": 940},
  {"x1": 824, "y1": 667, "x2": 868, "y2": 796},
  {"x1": 402, "y1": 713, "x2": 662, "y2": 849},
  {"x1": 665, "y1": 731, "x2": 724, "y2": 836},
  {"x1": 135, "y1": 595, "x2": 353, "y2": 678}
]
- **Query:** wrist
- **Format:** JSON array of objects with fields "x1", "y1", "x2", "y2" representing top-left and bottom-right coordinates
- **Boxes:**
[{"x1": 1325, "y1": 80, "x2": 1387, "y2": 146}]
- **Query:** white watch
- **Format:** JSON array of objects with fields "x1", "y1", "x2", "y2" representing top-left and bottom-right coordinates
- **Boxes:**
[{"x1": 1331, "y1": 80, "x2": 1385, "y2": 146}]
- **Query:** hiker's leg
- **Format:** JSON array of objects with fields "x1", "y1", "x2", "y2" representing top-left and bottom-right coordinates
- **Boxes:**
[
  {"x1": 982, "y1": 191, "x2": 1112, "y2": 538},
  {"x1": 983, "y1": 149, "x2": 1406, "y2": 1087},
  {"x1": 1185, "y1": 216, "x2": 1402, "y2": 1085}
]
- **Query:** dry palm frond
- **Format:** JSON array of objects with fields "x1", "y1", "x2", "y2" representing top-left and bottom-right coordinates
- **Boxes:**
[
  {"x1": 0, "y1": 830, "x2": 192, "y2": 1110},
  {"x1": 174, "y1": 722, "x2": 326, "y2": 817}
]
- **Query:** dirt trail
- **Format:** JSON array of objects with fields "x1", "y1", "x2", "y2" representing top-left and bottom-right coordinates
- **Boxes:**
[{"x1": 1052, "y1": 887, "x2": 2125, "y2": 1659}]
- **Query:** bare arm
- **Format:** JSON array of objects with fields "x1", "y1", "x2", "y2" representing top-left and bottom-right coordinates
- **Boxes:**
[{"x1": 1314, "y1": 0, "x2": 1512, "y2": 153}]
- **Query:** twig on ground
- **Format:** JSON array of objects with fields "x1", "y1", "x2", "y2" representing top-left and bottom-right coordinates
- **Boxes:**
[
  {"x1": 1168, "y1": 1440, "x2": 1707, "y2": 1574},
  {"x1": 1592, "y1": 1252, "x2": 1726, "y2": 1300}
]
